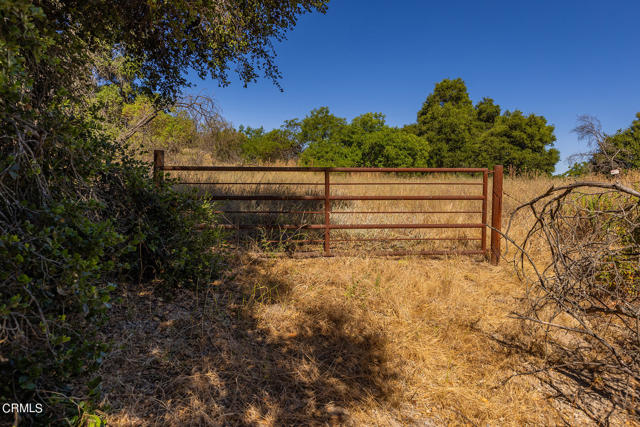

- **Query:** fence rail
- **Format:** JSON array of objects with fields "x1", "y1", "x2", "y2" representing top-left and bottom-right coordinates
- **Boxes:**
[{"x1": 153, "y1": 150, "x2": 503, "y2": 264}]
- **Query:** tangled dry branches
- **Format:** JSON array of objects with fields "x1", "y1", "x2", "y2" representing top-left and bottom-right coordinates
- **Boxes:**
[{"x1": 507, "y1": 181, "x2": 640, "y2": 424}]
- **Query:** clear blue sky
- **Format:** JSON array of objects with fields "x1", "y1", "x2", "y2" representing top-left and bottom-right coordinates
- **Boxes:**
[{"x1": 188, "y1": 0, "x2": 640, "y2": 172}]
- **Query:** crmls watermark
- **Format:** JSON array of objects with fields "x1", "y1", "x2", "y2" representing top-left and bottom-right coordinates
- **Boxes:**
[{"x1": 1, "y1": 403, "x2": 43, "y2": 414}]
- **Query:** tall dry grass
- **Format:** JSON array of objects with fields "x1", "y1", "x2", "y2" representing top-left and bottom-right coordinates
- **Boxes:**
[{"x1": 97, "y1": 150, "x2": 640, "y2": 425}]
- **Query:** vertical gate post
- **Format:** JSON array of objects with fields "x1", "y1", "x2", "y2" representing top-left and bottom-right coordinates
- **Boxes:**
[
  {"x1": 481, "y1": 169, "x2": 488, "y2": 257},
  {"x1": 153, "y1": 149, "x2": 165, "y2": 186},
  {"x1": 324, "y1": 169, "x2": 331, "y2": 256},
  {"x1": 490, "y1": 165, "x2": 503, "y2": 265}
]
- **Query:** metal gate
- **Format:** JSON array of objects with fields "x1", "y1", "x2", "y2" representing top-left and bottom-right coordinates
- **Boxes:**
[{"x1": 153, "y1": 150, "x2": 503, "y2": 264}]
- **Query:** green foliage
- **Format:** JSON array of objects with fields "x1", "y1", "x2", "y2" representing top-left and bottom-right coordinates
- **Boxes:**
[
  {"x1": 474, "y1": 111, "x2": 560, "y2": 174},
  {"x1": 2, "y1": 0, "x2": 327, "y2": 422},
  {"x1": 297, "y1": 109, "x2": 431, "y2": 167},
  {"x1": 121, "y1": 95, "x2": 197, "y2": 152},
  {"x1": 35, "y1": 0, "x2": 330, "y2": 101},
  {"x1": 359, "y1": 128, "x2": 430, "y2": 167},
  {"x1": 417, "y1": 78, "x2": 473, "y2": 114},
  {"x1": 412, "y1": 78, "x2": 559, "y2": 173},
  {"x1": 297, "y1": 107, "x2": 360, "y2": 166},
  {"x1": 112, "y1": 169, "x2": 224, "y2": 285},
  {"x1": 594, "y1": 113, "x2": 640, "y2": 171},
  {"x1": 239, "y1": 120, "x2": 302, "y2": 162},
  {"x1": 299, "y1": 139, "x2": 362, "y2": 167},
  {"x1": 475, "y1": 97, "x2": 501, "y2": 126},
  {"x1": 577, "y1": 194, "x2": 640, "y2": 296},
  {"x1": 299, "y1": 107, "x2": 349, "y2": 146},
  {"x1": 416, "y1": 86, "x2": 477, "y2": 167},
  {"x1": 291, "y1": 79, "x2": 558, "y2": 172},
  {"x1": 563, "y1": 161, "x2": 592, "y2": 177}
]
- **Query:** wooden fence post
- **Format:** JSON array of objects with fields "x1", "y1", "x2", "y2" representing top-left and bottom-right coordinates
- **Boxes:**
[
  {"x1": 324, "y1": 169, "x2": 331, "y2": 256},
  {"x1": 153, "y1": 149, "x2": 164, "y2": 186},
  {"x1": 490, "y1": 165, "x2": 503, "y2": 265}
]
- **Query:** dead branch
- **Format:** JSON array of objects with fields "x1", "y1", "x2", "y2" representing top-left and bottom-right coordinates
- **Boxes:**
[{"x1": 505, "y1": 180, "x2": 640, "y2": 424}]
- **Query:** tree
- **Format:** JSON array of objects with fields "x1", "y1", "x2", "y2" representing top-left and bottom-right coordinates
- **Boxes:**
[
  {"x1": 1, "y1": 0, "x2": 329, "y2": 421},
  {"x1": 36, "y1": 0, "x2": 330, "y2": 101},
  {"x1": 298, "y1": 107, "x2": 348, "y2": 148},
  {"x1": 359, "y1": 128, "x2": 430, "y2": 167},
  {"x1": 121, "y1": 96, "x2": 197, "y2": 152},
  {"x1": 607, "y1": 113, "x2": 640, "y2": 170},
  {"x1": 240, "y1": 120, "x2": 302, "y2": 163},
  {"x1": 411, "y1": 78, "x2": 560, "y2": 173},
  {"x1": 415, "y1": 78, "x2": 478, "y2": 167},
  {"x1": 417, "y1": 77, "x2": 473, "y2": 115},
  {"x1": 298, "y1": 109, "x2": 431, "y2": 167},
  {"x1": 477, "y1": 110, "x2": 559, "y2": 174},
  {"x1": 572, "y1": 113, "x2": 640, "y2": 174},
  {"x1": 476, "y1": 97, "x2": 501, "y2": 126}
]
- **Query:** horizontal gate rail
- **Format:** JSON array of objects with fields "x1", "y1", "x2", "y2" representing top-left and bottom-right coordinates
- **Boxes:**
[
  {"x1": 214, "y1": 210, "x2": 482, "y2": 214},
  {"x1": 163, "y1": 165, "x2": 488, "y2": 172},
  {"x1": 204, "y1": 195, "x2": 485, "y2": 201},
  {"x1": 178, "y1": 181, "x2": 483, "y2": 186},
  {"x1": 216, "y1": 223, "x2": 483, "y2": 230},
  {"x1": 258, "y1": 237, "x2": 482, "y2": 243},
  {"x1": 153, "y1": 150, "x2": 503, "y2": 263},
  {"x1": 330, "y1": 210, "x2": 483, "y2": 214}
]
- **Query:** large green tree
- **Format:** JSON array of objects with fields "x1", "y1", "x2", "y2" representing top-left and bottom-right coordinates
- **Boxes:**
[
  {"x1": 1, "y1": 0, "x2": 329, "y2": 422},
  {"x1": 33, "y1": 0, "x2": 329, "y2": 100},
  {"x1": 415, "y1": 78, "x2": 478, "y2": 167},
  {"x1": 475, "y1": 111, "x2": 559, "y2": 174},
  {"x1": 412, "y1": 78, "x2": 559, "y2": 173}
]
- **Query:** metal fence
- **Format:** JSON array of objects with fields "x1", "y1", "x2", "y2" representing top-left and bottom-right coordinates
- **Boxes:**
[{"x1": 153, "y1": 150, "x2": 503, "y2": 264}]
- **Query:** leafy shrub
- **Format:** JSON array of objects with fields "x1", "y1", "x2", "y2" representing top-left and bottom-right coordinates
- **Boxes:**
[
  {"x1": 562, "y1": 161, "x2": 591, "y2": 177},
  {"x1": 359, "y1": 128, "x2": 430, "y2": 167},
  {"x1": 0, "y1": 134, "x2": 224, "y2": 424},
  {"x1": 0, "y1": 3, "x2": 223, "y2": 423},
  {"x1": 298, "y1": 109, "x2": 431, "y2": 167},
  {"x1": 240, "y1": 123, "x2": 302, "y2": 163},
  {"x1": 106, "y1": 161, "x2": 224, "y2": 285}
]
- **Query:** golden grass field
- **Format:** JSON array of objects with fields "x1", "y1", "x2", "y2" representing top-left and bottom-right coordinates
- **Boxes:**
[{"x1": 97, "y1": 149, "x2": 640, "y2": 425}]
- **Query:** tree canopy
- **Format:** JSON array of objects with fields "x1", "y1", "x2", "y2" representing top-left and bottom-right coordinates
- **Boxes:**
[
  {"x1": 31, "y1": 0, "x2": 329, "y2": 100},
  {"x1": 1, "y1": 0, "x2": 329, "y2": 422},
  {"x1": 411, "y1": 78, "x2": 559, "y2": 172},
  {"x1": 244, "y1": 79, "x2": 559, "y2": 173}
]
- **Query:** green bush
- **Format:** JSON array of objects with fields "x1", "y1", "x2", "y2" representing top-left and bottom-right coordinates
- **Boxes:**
[
  {"x1": 0, "y1": 3, "x2": 223, "y2": 422},
  {"x1": 240, "y1": 124, "x2": 301, "y2": 163},
  {"x1": 562, "y1": 161, "x2": 591, "y2": 177},
  {"x1": 0, "y1": 136, "x2": 224, "y2": 424},
  {"x1": 298, "y1": 109, "x2": 432, "y2": 167},
  {"x1": 107, "y1": 162, "x2": 224, "y2": 285}
]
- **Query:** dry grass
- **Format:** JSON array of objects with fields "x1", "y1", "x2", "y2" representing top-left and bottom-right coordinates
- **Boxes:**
[
  {"x1": 99, "y1": 255, "x2": 586, "y2": 426},
  {"x1": 96, "y1": 150, "x2": 640, "y2": 425}
]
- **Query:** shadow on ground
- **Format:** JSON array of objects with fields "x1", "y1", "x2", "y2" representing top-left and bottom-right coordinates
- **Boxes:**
[{"x1": 97, "y1": 258, "x2": 398, "y2": 426}]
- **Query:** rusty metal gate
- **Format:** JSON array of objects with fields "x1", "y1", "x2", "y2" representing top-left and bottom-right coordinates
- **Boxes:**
[{"x1": 153, "y1": 150, "x2": 503, "y2": 264}]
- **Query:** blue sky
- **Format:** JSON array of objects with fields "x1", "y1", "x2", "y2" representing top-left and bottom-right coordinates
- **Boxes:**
[{"x1": 189, "y1": 0, "x2": 640, "y2": 172}]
